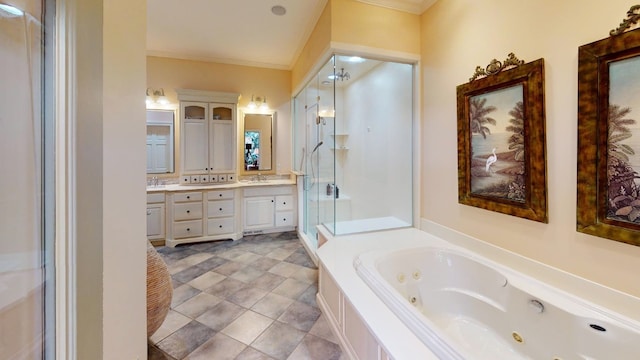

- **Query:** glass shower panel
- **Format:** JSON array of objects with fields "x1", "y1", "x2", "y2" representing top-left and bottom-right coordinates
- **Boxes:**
[
  {"x1": 1, "y1": 0, "x2": 55, "y2": 357},
  {"x1": 294, "y1": 54, "x2": 413, "y2": 248}
]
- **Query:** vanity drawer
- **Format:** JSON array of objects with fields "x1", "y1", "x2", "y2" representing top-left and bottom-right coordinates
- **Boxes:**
[
  {"x1": 207, "y1": 218, "x2": 235, "y2": 235},
  {"x1": 174, "y1": 192, "x2": 202, "y2": 202},
  {"x1": 173, "y1": 202, "x2": 203, "y2": 220},
  {"x1": 173, "y1": 220, "x2": 203, "y2": 239},
  {"x1": 207, "y1": 189, "x2": 234, "y2": 200},
  {"x1": 275, "y1": 211, "x2": 294, "y2": 227},
  {"x1": 207, "y1": 199, "x2": 234, "y2": 218},
  {"x1": 275, "y1": 195, "x2": 294, "y2": 211},
  {"x1": 147, "y1": 192, "x2": 165, "y2": 203}
]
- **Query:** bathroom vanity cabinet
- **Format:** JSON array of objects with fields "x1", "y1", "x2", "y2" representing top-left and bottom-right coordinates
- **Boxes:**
[
  {"x1": 146, "y1": 179, "x2": 297, "y2": 247},
  {"x1": 242, "y1": 186, "x2": 296, "y2": 235},
  {"x1": 146, "y1": 192, "x2": 166, "y2": 242},
  {"x1": 165, "y1": 188, "x2": 242, "y2": 247},
  {"x1": 177, "y1": 90, "x2": 239, "y2": 184}
]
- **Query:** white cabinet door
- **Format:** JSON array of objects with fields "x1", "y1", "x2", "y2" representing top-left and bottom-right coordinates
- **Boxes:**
[
  {"x1": 146, "y1": 203, "x2": 165, "y2": 240},
  {"x1": 209, "y1": 120, "x2": 233, "y2": 171},
  {"x1": 181, "y1": 102, "x2": 209, "y2": 174},
  {"x1": 244, "y1": 196, "x2": 275, "y2": 230},
  {"x1": 182, "y1": 119, "x2": 208, "y2": 174}
]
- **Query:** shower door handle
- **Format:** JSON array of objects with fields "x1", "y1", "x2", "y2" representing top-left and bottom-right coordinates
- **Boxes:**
[{"x1": 302, "y1": 175, "x2": 311, "y2": 191}]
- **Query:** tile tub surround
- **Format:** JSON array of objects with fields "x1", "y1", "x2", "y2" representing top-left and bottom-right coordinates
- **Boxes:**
[{"x1": 148, "y1": 231, "x2": 343, "y2": 360}]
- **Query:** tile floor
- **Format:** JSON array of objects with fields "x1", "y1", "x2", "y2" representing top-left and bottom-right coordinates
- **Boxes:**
[{"x1": 148, "y1": 231, "x2": 344, "y2": 360}]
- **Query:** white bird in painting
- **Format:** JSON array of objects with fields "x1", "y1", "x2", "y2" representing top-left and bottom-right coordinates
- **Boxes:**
[{"x1": 485, "y1": 148, "x2": 497, "y2": 173}]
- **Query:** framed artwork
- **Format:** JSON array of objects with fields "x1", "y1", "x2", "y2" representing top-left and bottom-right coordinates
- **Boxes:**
[
  {"x1": 577, "y1": 6, "x2": 640, "y2": 246},
  {"x1": 457, "y1": 54, "x2": 548, "y2": 223}
]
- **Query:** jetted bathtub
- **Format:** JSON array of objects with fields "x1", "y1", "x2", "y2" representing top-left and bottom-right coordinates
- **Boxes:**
[{"x1": 354, "y1": 246, "x2": 640, "y2": 359}]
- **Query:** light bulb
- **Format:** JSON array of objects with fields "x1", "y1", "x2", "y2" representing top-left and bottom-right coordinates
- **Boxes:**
[{"x1": 248, "y1": 95, "x2": 257, "y2": 109}]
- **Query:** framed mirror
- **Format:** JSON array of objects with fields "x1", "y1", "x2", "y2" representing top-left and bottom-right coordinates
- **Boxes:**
[
  {"x1": 146, "y1": 109, "x2": 175, "y2": 174},
  {"x1": 241, "y1": 111, "x2": 275, "y2": 174}
]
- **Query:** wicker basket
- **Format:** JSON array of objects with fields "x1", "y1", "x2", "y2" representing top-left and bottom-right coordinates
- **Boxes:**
[{"x1": 146, "y1": 241, "x2": 173, "y2": 338}]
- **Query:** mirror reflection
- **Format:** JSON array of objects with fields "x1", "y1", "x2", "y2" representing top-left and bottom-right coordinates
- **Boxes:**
[
  {"x1": 146, "y1": 109, "x2": 175, "y2": 174},
  {"x1": 243, "y1": 113, "x2": 273, "y2": 171}
]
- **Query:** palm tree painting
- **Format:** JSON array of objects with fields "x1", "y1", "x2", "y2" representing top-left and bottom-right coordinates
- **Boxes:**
[
  {"x1": 607, "y1": 56, "x2": 640, "y2": 224},
  {"x1": 469, "y1": 84, "x2": 526, "y2": 202}
]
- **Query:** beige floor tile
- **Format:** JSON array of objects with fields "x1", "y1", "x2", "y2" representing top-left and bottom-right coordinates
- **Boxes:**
[
  {"x1": 290, "y1": 267, "x2": 318, "y2": 284},
  {"x1": 221, "y1": 310, "x2": 274, "y2": 345},
  {"x1": 187, "y1": 271, "x2": 226, "y2": 290},
  {"x1": 265, "y1": 248, "x2": 296, "y2": 261},
  {"x1": 251, "y1": 292, "x2": 295, "y2": 319},
  {"x1": 174, "y1": 292, "x2": 222, "y2": 318},
  {"x1": 149, "y1": 309, "x2": 191, "y2": 344},
  {"x1": 234, "y1": 252, "x2": 263, "y2": 264},
  {"x1": 268, "y1": 262, "x2": 302, "y2": 278},
  {"x1": 185, "y1": 333, "x2": 246, "y2": 360},
  {"x1": 272, "y1": 278, "x2": 311, "y2": 299}
]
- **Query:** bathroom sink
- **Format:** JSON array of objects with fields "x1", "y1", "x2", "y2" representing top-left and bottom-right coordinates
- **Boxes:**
[{"x1": 239, "y1": 179, "x2": 293, "y2": 185}]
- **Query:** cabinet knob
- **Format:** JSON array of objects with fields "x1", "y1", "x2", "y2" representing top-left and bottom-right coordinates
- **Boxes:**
[
  {"x1": 283, "y1": 202, "x2": 286, "y2": 205},
  {"x1": 219, "y1": 194, "x2": 222, "y2": 197},
  {"x1": 219, "y1": 208, "x2": 223, "y2": 211},
  {"x1": 187, "y1": 228, "x2": 191, "y2": 231},
  {"x1": 219, "y1": 225, "x2": 223, "y2": 228},
  {"x1": 187, "y1": 196, "x2": 190, "y2": 199},
  {"x1": 271, "y1": 200, "x2": 274, "y2": 203},
  {"x1": 186, "y1": 210, "x2": 190, "y2": 213},
  {"x1": 283, "y1": 218, "x2": 287, "y2": 222}
]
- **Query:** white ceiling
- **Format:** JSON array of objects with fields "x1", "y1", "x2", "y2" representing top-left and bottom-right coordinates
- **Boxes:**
[{"x1": 147, "y1": 0, "x2": 437, "y2": 70}]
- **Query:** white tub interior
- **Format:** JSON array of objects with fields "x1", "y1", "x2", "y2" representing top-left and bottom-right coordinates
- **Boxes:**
[{"x1": 355, "y1": 246, "x2": 640, "y2": 360}]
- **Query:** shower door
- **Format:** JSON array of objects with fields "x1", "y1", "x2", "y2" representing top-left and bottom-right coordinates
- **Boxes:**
[
  {"x1": 303, "y1": 103, "x2": 321, "y2": 244},
  {"x1": 1, "y1": 0, "x2": 55, "y2": 358}
]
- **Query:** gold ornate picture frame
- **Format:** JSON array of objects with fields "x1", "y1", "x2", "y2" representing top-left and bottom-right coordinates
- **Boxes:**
[
  {"x1": 577, "y1": 6, "x2": 640, "y2": 246},
  {"x1": 457, "y1": 54, "x2": 548, "y2": 223}
]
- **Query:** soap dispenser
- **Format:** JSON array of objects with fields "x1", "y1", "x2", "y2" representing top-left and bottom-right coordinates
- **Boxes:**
[{"x1": 326, "y1": 183, "x2": 333, "y2": 197}]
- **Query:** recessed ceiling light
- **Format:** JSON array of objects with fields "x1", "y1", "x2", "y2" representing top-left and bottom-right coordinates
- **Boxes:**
[
  {"x1": 271, "y1": 5, "x2": 286, "y2": 16},
  {"x1": 344, "y1": 56, "x2": 366, "y2": 63}
]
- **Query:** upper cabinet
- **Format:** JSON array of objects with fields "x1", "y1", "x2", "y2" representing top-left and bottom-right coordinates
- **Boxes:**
[{"x1": 177, "y1": 90, "x2": 240, "y2": 184}]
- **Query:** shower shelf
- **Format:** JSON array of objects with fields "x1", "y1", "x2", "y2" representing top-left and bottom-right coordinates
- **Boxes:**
[{"x1": 331, "y1": 133, "x2": 349, "y2": 152}]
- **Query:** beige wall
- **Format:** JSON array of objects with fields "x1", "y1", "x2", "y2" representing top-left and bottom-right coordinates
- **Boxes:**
[
  {"x1": 103, "y1": 0, "x2": 148, "y2": 357},
  {"x1": 75, "y1": 0, "x2": 147, "y2": 358},
  {"x1": 291, "y1": 2, "x2": 332, "y2": 91},
  {"x1": 331, "y1": 0, "x2": 420, "y2": 54},
  {"x1": 147, "y1": 57, "x2": 293, "y2": 174},
  {"x1": 421, "y1": 0, "x2": 640, "y2": 298},
  {"x1": 291, "y1": 0, "x2": 421, "y2": 92}
]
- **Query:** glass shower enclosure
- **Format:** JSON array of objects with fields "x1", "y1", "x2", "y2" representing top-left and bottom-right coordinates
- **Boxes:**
[{"x1": 293, "y1": 55, "x2": 414, "y2": 254}]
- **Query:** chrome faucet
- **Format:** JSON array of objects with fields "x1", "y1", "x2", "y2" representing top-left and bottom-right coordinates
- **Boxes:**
[
  {"x1": 252, "y1": 172, "x2": 267, "y2": 182},
  {"x1": 148, "y1": 176, "x2": 160, "y2": 187}
]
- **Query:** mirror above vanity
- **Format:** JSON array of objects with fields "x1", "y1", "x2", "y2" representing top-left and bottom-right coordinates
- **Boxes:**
[
  {"x1": 241, "y1": 111, "x2": 275, "y2": 174},
  {"x1": 146, "y1": 109, "x2": 175, "y2": 174}
]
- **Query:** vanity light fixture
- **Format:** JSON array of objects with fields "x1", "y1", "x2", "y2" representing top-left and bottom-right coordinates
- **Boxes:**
[
  {"x1": 248, "y1": 95, "x2": 268, "y2": 110},
  {"x1": 146, "y1": 88, "x2": 169, "y2": 107}
]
